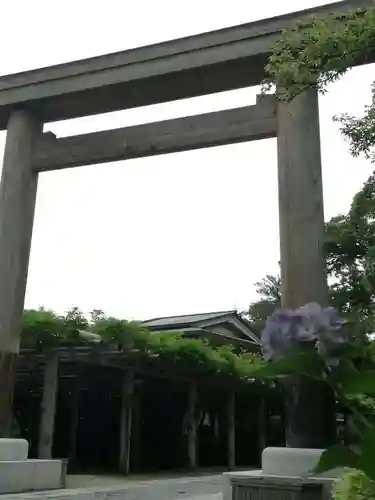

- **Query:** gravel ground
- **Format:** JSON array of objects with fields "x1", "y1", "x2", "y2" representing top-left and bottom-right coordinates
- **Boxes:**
[
  {"x1": 0, "y1": 474, "x2": 224, "y2": 500},
  {"x1": 67, "y1": 474, "x2": 224, "y2": 500}
]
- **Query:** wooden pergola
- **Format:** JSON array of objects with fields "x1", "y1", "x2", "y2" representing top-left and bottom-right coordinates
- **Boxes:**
[
  {"x1": 0, "y1": 0, "x2": 371, "y2": 440},
  {"x1": 15, "y1": 344, "x2": 271, "y2": 473}
]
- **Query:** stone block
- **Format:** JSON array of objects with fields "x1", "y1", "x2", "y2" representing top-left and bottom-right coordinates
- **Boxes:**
[
  {"x1": 223, "y1": 447, "x2": 343, "y2": 500},
  {"x1": 224, "y1": 471, "x2": 336, "y2": 500},
  {"x1": 0, "y1": 439, "x2": 28, "y2": 461},
  {"x1": 262, "y1": 447, "x2": 325, "y2": 477},
  {"x1": 231, "y1": 475, "x2": 326, "y2": 500},
  {"x1": 0, "y1": 459, "x2": 65, "y2": 494}
]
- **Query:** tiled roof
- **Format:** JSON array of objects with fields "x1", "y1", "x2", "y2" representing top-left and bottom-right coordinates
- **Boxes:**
[{"x1": 141, "y1": 310, "x2": 238, "y2": 329}]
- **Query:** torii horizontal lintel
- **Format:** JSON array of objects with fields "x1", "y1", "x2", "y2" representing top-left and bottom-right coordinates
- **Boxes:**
[{"x1": 33, "y1": 95, "x2": 277, "y2": 171}]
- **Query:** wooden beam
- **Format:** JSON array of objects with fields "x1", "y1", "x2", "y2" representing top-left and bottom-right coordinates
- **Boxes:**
[
  {"x1": 33, "y1": 96, "x2": 276, "y2": 172},
  {"x1": 68, "y1": 369, "x2": 80, "y2": 469},
  {"x1": 0, "y1": 110, "x2": 42, "y2": 437},
  {"x1": 258, "y1": 397, "x2": 267, "y2": 457},
  {"x1": 38, "y1": 352, "x2": 59, "y2": 459},
  {"x1": 130, "y1": 389, "x2": 141, "y2": 472},
  {"x1": 187, "y1": 381, "x2": 197, "y2": 470},
  {"x1": 227, "y1": 391, "x2": 236, "y2": 471},
  {"x1": 119, "y1": 370, "x2": 134, "y2": 475}
]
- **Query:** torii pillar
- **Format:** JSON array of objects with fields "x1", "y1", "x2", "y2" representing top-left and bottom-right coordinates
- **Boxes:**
[
  {"x1": 277, "y1": 87, "x2": 336, "y2": 448},
  {"x1": 0, "y1": 109, "x2": 42, "y2": 436},
  {"x1": 277, "y1": 87, "x2": 328, "y2": 309}
]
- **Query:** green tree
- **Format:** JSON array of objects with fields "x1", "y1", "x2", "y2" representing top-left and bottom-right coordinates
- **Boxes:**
[
  {"x1": 248, "y1": 174, "x2": 375, "y2": 334},
  {"x1": 64, "y1": 306, "x2": 88, "y2": 335},
  {"x1": 255, "y1": 274, "x2": 282, "y2": 303},
  {"x1": 326, "y1": 173, "x2": 375, "y2": 334},
  {"x1": 248, "y1": 275, "x2": 281, "y2": 333},
  {"x1": 89, "y1": 309, "x2": 105, "y2": 323}
]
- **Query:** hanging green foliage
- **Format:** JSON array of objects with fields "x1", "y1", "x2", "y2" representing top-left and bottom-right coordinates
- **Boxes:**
[
  {"x1": 262, "y1": 5, "x2": 375, "y2": 162},
  {"x1": 20, "y1": 307, "x2": 262, "y2": 383},
  {"x1": 263, "y1": 6, "x2": 375, "y2": 101}
]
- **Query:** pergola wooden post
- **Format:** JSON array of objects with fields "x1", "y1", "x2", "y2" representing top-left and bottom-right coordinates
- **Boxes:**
[
  {"x1": 258, "y1": 397, "x2": 267, "y2": 456},
  {"x1": 187, "y1": 381, "x2": 197, "y2": 470},
  {"x1": 119, "y1": 370, "x2": 134, "y2": 475},
  {"x1": 68, "y1": 368, "x2": 81, "y2": 467},
  {"x1": 227, "y1": 391, "x2": 236, "y2": 471},
  {"x1": 38, "y1": 352, "x2": 59, "y2": 458}
]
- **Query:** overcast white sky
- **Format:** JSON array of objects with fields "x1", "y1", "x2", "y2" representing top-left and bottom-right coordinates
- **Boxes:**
[{"x1": 0, "y1": 0, "x2": 373, "y2": 320}]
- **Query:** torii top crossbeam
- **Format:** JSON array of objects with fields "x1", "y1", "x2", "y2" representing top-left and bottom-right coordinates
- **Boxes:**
[{"x1": 0, "y1": 0, "x2": 370, "y2": 129}]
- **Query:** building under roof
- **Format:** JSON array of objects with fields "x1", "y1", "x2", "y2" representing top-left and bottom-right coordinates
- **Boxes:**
[{"x1": 141, "y1": 310, "x2": 261, "y2": 352}]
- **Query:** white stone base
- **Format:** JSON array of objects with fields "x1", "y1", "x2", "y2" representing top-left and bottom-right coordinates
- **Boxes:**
[
  {"x1": 262, "y1": 447, "x2": 337, "y2": 477},
  {"x1": 0, "y1": 439, "x2": 66, "y2": 494},
  {"x1": 223, "y1": 447, "x2": 342, "y2": 500},
  {"x1": 0, "y1": 439, "x2": 28, "y2": 461},
  {"x1": 223, "y1": 470, "x2": 336, "y2": 500},
  {"x1": 0, "y1": 459, "x2": 65, "y2": 494}
]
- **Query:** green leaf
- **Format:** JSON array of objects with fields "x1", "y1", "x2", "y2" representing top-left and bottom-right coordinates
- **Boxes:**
[
  {"x1": 341, "y1": 370, "x2": 375, "y2": 396},
  {"x1": 252, "y1": 350, "x2": 323, "y2": 380},
  {"x1": 358, "y1": 427, "x2": 375, "y2": 481},
  {"x1": 333, "y1": 469, "x2": 375, "y2": 500},
  {"x1": 313, "y1": 445, "x2": 360, "y2": 474},
  {"x1": 314, "y1": 427, "x2": 375, "y2": 479}
]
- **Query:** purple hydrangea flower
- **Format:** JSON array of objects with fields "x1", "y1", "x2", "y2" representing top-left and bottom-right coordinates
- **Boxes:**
[{"x1": 261, "y1": 302, "x2": 348, "y2": 365}]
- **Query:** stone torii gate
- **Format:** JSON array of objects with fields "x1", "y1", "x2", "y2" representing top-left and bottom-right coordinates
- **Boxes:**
[{"x1": 0, "y1": 0, "x2": 370, "y2": 436}]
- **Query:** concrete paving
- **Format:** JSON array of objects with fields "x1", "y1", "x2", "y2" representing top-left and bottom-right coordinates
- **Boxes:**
[{"x1": 0, "y1": 473, "x2": 224, "y2": 500}]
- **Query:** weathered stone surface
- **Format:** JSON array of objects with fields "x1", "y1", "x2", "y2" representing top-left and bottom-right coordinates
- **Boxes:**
[
  {"x1": 0, "y1": 439, "x2": 28, "y2": 461},
  {"x1": 0, "y1": 459, "x2": 65, "y2": 494},
  {"x1": 223, "y1": 447, "x2": 343, "y2": 500},
  {"x1": 262, "y1": 447, "x2": 324, "y2": 476}
]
